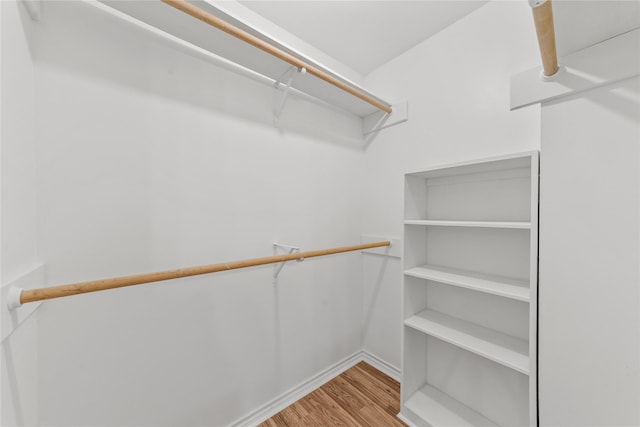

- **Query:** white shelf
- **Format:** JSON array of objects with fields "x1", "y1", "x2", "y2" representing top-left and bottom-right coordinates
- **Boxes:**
[
  {"x1": 404, "y1": 265, "x2": 530, "y2": 302},
  {"x1": 97, "y1": 0, "x2": 390, "y2": 117},
  {"x1": 406, "y1": 153, "x2": 534, "y2": 179},
  {"x1": 404, "y1": 220, "x2": 531, "y2": 229},
  {"x1": 404, "y1": 384, "x2": 499, "y2": 427},
  {"x1": 404, "y1": 309, "x2": 529, "y2": 375}
]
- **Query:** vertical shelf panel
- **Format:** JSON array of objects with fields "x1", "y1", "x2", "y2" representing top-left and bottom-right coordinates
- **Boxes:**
[
  {"x1": 401, "y1": 152, "x2": 539, "y2": 426},
  {"x1": 527, "y1": 151, "x2": 540, "y2": 427}
]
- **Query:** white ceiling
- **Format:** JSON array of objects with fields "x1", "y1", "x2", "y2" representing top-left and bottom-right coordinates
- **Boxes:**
[
  {"x1": 239, "y1": 1, "x2": 488, "y2": 75},
  {"x1": 553, "y1": 0, "x2": 640, "y2": 57},
  {"x1": 238, "y1": 0, "x2": 640, "y2": 76}
]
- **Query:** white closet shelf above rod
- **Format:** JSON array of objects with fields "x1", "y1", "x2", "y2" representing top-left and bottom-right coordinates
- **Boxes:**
[
  {"x1": 162, "y1": 0, "x2": 391, "y2": 114},
  {"x1": 97, "y1": 0, "x2": 392, "y2": 117}
]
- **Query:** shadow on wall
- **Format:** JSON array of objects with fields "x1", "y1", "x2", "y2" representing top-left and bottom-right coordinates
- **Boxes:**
[
  {"x1": 33, "y1": 1, "x2": 368, "y2": 152},
  {"x1": 2, "y1": 340, "x2": 25, "y2": 426},
  {"x1": 362, "y1": 253, "x2": 390, "y2": 340},
  {"x1": 1, "y1": 311, "x2": 38, "y2": 427}
]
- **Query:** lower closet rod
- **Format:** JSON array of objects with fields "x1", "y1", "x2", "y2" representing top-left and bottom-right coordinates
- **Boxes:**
[{"x1": 8, "y1": 241, "x2": 390, "y2": 308}]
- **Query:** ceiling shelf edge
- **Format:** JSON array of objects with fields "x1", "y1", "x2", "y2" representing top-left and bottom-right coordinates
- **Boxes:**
[{"x1": 97, "y1": 0, "x2": 392, "y2": 118}]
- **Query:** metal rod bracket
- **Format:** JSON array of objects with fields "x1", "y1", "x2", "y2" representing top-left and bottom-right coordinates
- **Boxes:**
[
  {"x1": 273, "y1": 66, "x2": 307, "y2": 122},
  {"x1": 273, "y1": 242, "x2": 302, "y2": 284}
]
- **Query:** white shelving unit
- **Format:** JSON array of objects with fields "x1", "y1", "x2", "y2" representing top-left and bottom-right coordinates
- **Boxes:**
[{"x1": 400, "y1": 152, "x2": 539, "y2": 427}]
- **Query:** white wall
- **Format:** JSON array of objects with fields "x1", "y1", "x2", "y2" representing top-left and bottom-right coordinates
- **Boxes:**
[
  {"x1": 1, "y1": 0, "x2": 38, "y2": 282},
  {"x1": 30, "y1": 2, "x2": 366, "y2": 426},
  {"x1": 361, "y1": 1, "x2": 541, "y2": 370},
  {"x1": 0, "y1": 1, "x2": 40, "y2": 426},
  {"x1": 539, "y1": 76, "x2": 640, "y2": 426}
]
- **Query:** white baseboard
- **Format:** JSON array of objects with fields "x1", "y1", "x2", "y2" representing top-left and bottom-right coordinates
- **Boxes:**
[
  {"x1": 360, "y1": 350, "x2": 401, "y2": 382},
  {"x1": 230, "y1": 351, "x2": 363, "y2": 427},
  {"x1": 230, "y1": 350, "x2": 401, "y2": 427}
]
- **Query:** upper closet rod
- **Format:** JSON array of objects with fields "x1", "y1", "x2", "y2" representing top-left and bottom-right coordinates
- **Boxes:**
[
  {"x1": 160, "y1": 0, "x2": 393, "y2": 114},
  {"x1": 530, "y1": 0, "x2": 559, "y2": 78},
  {"x1": 7, "y1": 241, "x2": 390, "y2": 309}
]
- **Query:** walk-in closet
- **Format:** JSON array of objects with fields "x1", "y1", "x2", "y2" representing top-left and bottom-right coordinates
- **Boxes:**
[{"x1": 2, "y1": 1, "x2": 639, "y2": 426}]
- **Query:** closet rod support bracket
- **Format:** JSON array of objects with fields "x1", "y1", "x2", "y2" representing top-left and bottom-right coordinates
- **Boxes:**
[
  {"x1": 362, "y1": 100, "x2": 409, "y2": 136},
  {"x1": 273, "y1": 66, "x2": 307, "y2": 122},
  {"x1": 273, "y1": 242, "x2": 303, "y2": 284}
]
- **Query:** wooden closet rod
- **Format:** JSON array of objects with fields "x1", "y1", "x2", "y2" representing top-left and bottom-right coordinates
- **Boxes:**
[
  {"x1": 160, "y1": 0, "x2": 393, "y2": 114},
  {"x1": 11, "y1": 241, "x2": 391, "y2": 307},
  {"x1": 530, "y1": 0, "x2": 559, "y2": 77}
]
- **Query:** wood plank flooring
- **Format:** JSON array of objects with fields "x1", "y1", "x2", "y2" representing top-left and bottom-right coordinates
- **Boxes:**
[{"x1": 259, "y1": 361, "x2": 407, "y2": 427}]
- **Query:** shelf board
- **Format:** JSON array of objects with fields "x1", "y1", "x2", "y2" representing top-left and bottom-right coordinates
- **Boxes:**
[
  {"x1": 404, "y1": 309, "x2": 529, "y2": 375},
  {"x1": 98, "y1": 0, "x2": 389, "y2": 117},
  {"x1": 405, "y1": 153, "x2": 533, "y2": 179},
  {"x1": 404, "y1": 265, "x2": 530, "y2": 302},
  {"x1": 404, "y1": 220, "x2": 531, "y2": 229},
  {"x1": 404, "y1": 384, "x2": 499, "y2": 427}
]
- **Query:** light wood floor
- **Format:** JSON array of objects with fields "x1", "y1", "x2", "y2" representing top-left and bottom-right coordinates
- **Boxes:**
[{"x1": 259, "y1": 361, "x2": 407, "y2": 427}]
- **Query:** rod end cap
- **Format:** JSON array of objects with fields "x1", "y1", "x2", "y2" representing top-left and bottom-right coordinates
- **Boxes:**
[
  {"x1": 7, "y1": 287, "x2": 23, "y2": 311},
  {"x1": 540, "y1": 64, "x2": 565, "y2": 82}
]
